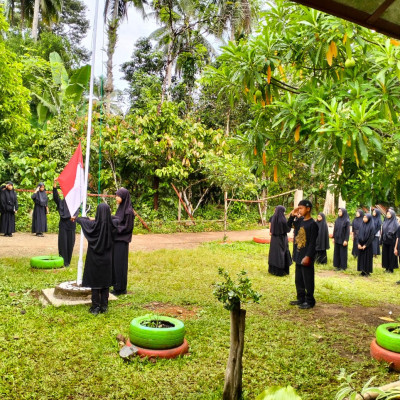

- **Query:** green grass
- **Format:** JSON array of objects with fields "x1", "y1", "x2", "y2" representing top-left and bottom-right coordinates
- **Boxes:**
[{"x1": 1, "y1": 241, "x2": 400, "y2": 399}]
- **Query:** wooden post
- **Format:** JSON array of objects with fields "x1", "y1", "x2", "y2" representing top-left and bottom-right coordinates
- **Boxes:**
[
  {"x1": 133, "y1": 210, "x2": 151, "y2": 232},
  {"x1": 224, "y1": 191, "x2": 228, "y2": 238},
  {"x1": 223, "y1": 303, "x2": 246, "y2": 400},
  {"x1": 178, "y1": 192, "x2": 182, "y2": 221}
]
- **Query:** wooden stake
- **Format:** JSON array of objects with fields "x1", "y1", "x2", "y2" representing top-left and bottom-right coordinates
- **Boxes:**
[
  {"x1": 224, "y1": 191, "x2": 228, "y2": 238},
  {"x1": 178, "y1": 192, "x2": 182, "y2": 221}
]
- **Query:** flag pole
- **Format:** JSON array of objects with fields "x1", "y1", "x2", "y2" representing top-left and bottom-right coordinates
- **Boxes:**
[{"x1": 77, "y1": 0, "x2": 100, "y2": 286}]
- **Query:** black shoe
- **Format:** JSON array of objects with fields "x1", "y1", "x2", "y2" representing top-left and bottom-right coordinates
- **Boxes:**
[
  {"x1": 111, "y1": 290, "x2": 127, "y2": 296},
  {"x1": 289, "y1": 300, "x2": 303, "y2": 306},
  {"x1": 100, "y1": 306, "x2": 108, "y2": 313},
  {"x1": 299, "y1": 302, "x2": 314, "y2": 309},
  {"x1": 36, "y1": 233, "x2": 44, "y2": 237},
  {"x1": 89, "y1": 306, "x2": 101, "y2": 315},
  {"x1": 396, "y1": 281, "x2": 400, "y2": 285}
]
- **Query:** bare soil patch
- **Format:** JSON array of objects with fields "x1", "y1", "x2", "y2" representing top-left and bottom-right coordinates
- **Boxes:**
[{"x1": 142, "y1": 301, "x2": 200, "y2": 319}]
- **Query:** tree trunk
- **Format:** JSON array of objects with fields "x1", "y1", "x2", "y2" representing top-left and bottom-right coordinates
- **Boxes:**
[
  {"x1": 31, "y1": 0, "x2": 40, "y2": 41},
  {"x1": 338, "y1": 194, "x2": 346, "y2": 209},
  {"x1": 224, "y1": 191, "x2": 228, "y2": 237},
  {"x1": 225, "y1": 109, "x2": 230, "y2": 136},
  {"x1": 294, "y1": 189, "x2": 303, "y2": 208},
  {"x1": 105, "y1": 17, "x2": 119, "y2": 113},
  {"x1": 178, "y1": 192, "x2": 182, "y2": 221},
  {"x1": 153, "y1": 176, "x2": 160, "y2": 210},
  {"x1": 161, "y1": 38, "x2": 174, "y2": 105},
  {"x1": 223, "y1": 303, "x2": 246, "y2": 400},
  {"x1": 323, "y1": 187, "x2": 335, "y2": 216}
]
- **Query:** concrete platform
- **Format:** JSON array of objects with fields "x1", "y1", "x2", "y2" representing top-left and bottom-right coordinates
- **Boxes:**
[{"x1": 41, "y1": 288, "x2": 118, "y2": 306}]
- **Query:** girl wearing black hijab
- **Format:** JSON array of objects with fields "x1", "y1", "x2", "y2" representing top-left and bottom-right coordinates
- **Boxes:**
[
  {"x1": 31, "y1": 182, "x2": 48, "y2": 237},
  {"x1": 77, "y1": 203, "x2": 116, "y2": 315},
  {"x1": 268, "y1": 205, "x2": 292, "y2": 276},
  {"x1": 351, "y1": 210, "x2": 364, "y2": 258},
  {"x1": 381, "y1": 209, "x2": 399, "y2": 273},
  {"x1": 333, "y1": 208, "x2": 350, "y2": 270},
  {"x1": 357, "y1": 213, "x2": 375, "y2": 276},
  {"x1": 111, "y1": 188, "x2": 135, "y2": 295},
  {"x1": 53, "y1": 178, "x2": 79, "y2": 267},
  {"x1": 315, "y1": 212, "x2": 330, "y2": 264},
  {"x1": 372, "y1": 208, "x2": 382, "y2": 256},
  {"x1": 0, "y1": 182, "x2": 18, "y2": 237}
]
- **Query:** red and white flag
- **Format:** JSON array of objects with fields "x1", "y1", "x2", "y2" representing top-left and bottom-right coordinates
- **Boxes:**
[{"x1": 57, "y1": 142, "x2": 85, "y2": 216}]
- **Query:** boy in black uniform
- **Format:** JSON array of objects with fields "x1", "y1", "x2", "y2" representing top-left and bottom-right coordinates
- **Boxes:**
[{"x1": 287, "y1": 200, "x2": 319, "y2": 309}]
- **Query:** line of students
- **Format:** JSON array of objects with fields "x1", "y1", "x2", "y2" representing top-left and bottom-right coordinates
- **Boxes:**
[{"x1": 0, "y1": 180, "x2": 135, "y2": 315}]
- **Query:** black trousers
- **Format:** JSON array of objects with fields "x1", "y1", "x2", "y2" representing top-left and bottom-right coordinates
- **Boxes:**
[
  {"x1": 333, "y1": 243, "x2": 348, "y2": 270},
  {"x1": 113, "y1": 241, "x2": 129, "y2": 293},
  {"x1": 91, "y1": 288, "x2": 109, "y2": 308},
  {"x1": 315, "y1": 250, "x2": 327, "y2": 264},
  {"x1": 295, "y1": 263, "x2": 315, "y2": 306}
]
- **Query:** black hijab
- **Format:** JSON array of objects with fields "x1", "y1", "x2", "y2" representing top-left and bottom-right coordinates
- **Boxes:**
[
  {"x1": 352, "y1": 209, "x2": 364, "y2": 233},
  {"x1": 372, "y1": 208, "x2": 382, "y2": 232},
  {"x1": 358, "y1": 213, "x2": 375, "y2": 242},
  {"x1": 334, "y1": 208, "x2": 349, "y2": 241},
  {"x1": 79, "y1": 203, "x2": 116, "y2": 254},
  {"x1": 382, "y1": 209, "x2": 399, "y2": 241},
  {"x1": 270, "y1": 205, "x2": 287, "y2": 235},
  {"x1": 37, "y1": 182, "x2": 48, "y2": 205},
  {"x1": 316, "y1": 212, "x2": 330, "y2": 250},
  {"x1": 1, "y1": 182, "x2": 17, "y2": 208},
  {"x1": 115, "y1": 188, "x2": 133, "y2": 220}
]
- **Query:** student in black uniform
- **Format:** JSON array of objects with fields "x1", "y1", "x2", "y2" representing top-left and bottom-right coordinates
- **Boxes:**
[
  {"x1": 0, "y1": 182, "x2": 18, "y2": 237},
  {"x1": 332, "y1": 208, "x2": 350, "y2": 270},
  {"x1": 381, "y1": 209, "x2": 399, "y2": 273},
  {"x1": 315, "y1": 212, "x2": 330, "y2": 264},
  {"x1": 268, "y1": 205, "x2": 292, "y2": 276},
  {"x1": 111, "y1": 188, "x2": 134, "y2": 295},
  {"x1": 53, "y1": 178, "x2": 79, "y2": 267},
  {"x1": 31, "y1": 182, "x2": 48, "y2": 237},
  {"x1": 372, "y1": 208, "x2": 382, "y2": 256},
  {"x1": 351, "y1": 210, "x2": 364, "y2": 258},
  {"x1": 77, "y1": 203, "x2": 116, "y2": 315},
  {"x1": 287, "y1": 200, "x2": 319, "y2": 310},
  {"x1": 357, "y1": 213, "x2": 375, "y2": 277}
]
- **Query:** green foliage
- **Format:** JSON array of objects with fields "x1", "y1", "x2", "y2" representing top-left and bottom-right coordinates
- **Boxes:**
[
  {"x1": 256, "y1": 386, "x2": 301, "y2": 400},
  {"x1": 213, "y1": 268, "x2": 261, "y2": 311}
]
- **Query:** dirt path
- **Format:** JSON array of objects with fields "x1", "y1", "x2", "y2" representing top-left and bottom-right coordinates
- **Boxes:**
[{"x1": 0, "y1": 229, "x2": 269, "y2": 258}]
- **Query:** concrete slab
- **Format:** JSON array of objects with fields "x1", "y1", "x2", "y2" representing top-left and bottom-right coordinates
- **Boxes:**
[{"x1": 41, "y1": 288, "x2": 118, "y2": 307}]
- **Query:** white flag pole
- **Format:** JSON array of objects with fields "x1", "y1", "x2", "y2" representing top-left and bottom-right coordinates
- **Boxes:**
[{"x1": 77, "y1": 0, "x2": 100, "y2": 286}]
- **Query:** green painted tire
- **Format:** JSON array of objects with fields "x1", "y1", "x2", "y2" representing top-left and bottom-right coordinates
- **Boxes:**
[
  {"x1": 376, "y1": 323, "x2": 400, "y2": 353},
  {"x1": 129, "y1": 315, "x2": 185, "y2": 350},
  {"x1": 30, "y1": 255, "x2": 65, "y2": 269}
]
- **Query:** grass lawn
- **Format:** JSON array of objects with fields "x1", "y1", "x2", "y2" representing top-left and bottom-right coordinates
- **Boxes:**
[{"x1": 1, "y1": 240, "x2": 400, "y2": 399}]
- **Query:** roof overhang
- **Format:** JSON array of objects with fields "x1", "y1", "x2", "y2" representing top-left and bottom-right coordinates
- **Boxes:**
[{"x1": 290, "y1": 0, "x2": 400, "y2": 39}]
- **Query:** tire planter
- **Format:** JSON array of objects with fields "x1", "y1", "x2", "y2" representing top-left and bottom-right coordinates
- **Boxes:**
[
  {"x1": 253, "y1": 237, "x2": 271, "y2": 244},
  {"x1": 126, "y1": 338, "x2": 189, "y2": 359},
  {"x1": 376, "y1": 323, "x2": 400, "y2": 353},
  {"x1": 129, "y1": 315, "x2": 185, "y2": 350},
  {"x1": 30, "y1": 255, "x2": 64, "y2": 269},
  {"x1": 371, "y1": 339, "x2": 400, "y2": 372}
]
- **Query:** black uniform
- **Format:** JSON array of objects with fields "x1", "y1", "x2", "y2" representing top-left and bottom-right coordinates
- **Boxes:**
[
  {"x1": 315, "y1": 212, "x2": 330, "y2": 264},
  {"x1": 357, "y1": 214, "x2": 375, "y2": 276},
  {"x1": 77, "y1": 203, "x2": 116, "y2": 312},
  {"x1": 268, "y1": 206, "x2": 292, "y2": 276},
  {"x1": 287, "y1": 215, "x2": 319, "y2": 306},
  {"x1": 372, "y1": 209, "x2": 382, "y2": 256},
  {"x1": 53, "y1": 187, "x2": 78, "y2": 267},
  {"x1": 31, "y1": 183, "x2": 48, "y2": 234},
  {"x1": 351, "y1": 210, "x2": 364, "y2": 257},
  {"x1": 381, "y1": 210, "x2": 399, "y2": 272},
  {"x1": 0, "y1": 183, "x2": 18, "y2": 236},
  {"x1": 333, "y1": 208, "x2": 350, "y2": 270},
  {"x1": 112, "y1": 188, "x2": 134, "y2": 294}
]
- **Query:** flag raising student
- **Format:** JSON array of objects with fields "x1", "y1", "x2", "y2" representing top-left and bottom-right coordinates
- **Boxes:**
[
  {"x1": 53, "y1": 178, "x2": 79, "y2": 267},
  {"x1": 0, "y1": 182, "x2": 18, "y2": 237},
  {"x1": 287, "y1": 200, "x2": 319, "y2": 310},
  {"x1": 268, "y1": 205, "x2": 292, "y2": 276},
  {"x1": 381, "y1": 209, "x2": 399, "y2": 273},
  {"x1": 31, "y1": 182, "x2": 48, "y2": 237},
  {"x1": 315, "y1": 212, "x2": 330, "y2": 264},
  {"x1": 351, "y1": 210, "x2": 364, "y2": 258},
  {"x1": 111, "y1": 188, "x2": 134, "y2": 295},
  {"x1": 357, "y1": 213, "x2": 375, "y2": 277},
  {"x1": 76, "y1": 203, "x2": 116, "y2": 315},
  {"x1": 332, "y1": 208, "x2": 350, "y2": 270}
]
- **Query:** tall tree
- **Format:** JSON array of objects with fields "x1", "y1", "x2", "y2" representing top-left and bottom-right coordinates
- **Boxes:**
[
  {"x1": 103, "y1": 0, "x2": 147, "y2": 113},
  {"x1": 30, "y1": 0, "x2": 63, "y2": 41}
]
